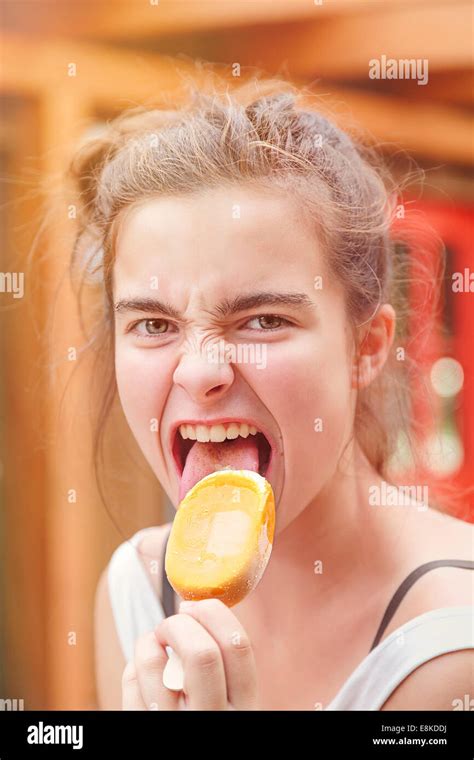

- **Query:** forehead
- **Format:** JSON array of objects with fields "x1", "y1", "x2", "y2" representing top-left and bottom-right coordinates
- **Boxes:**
[{"x1": 113, "y1": 185, "x2": 325, "y2": 296}]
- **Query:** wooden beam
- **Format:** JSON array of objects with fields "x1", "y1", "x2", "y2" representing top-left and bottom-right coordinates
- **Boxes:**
[
  {"x1": 369, "y1": 70, "x2": 474, "y2": 107},
  {"x1": 1, "y1": 96, "x2": 48, "y2": 710},
  {"x1": 0, "y1": 0, "x2": 440, "y2": 39},
  {"x1": 23, "y1": 89, "x2": 98, "y2": 709},
  {"x1": 197, "y1": 1, "x2": 473, "y2": 79},
  {"x1": 2, "y1": 1, "x2": 470, "y2": 81},
  {"x1": 0, "y1": 36, "x2": 204, "y2": 105},
  {"x1": 2, "y1": 35, "x2": 472, "y2": 166},
  {"x1": 0, "y1": 0, "x2": 313, "y2": 37},
  {"x1": 1, "y1": 48, "x2": 171, "y2": 708},
  {"x1": 34, "y1": 89, "x2": 168, "y2": 707},
  {"x1": 324, "y1": 86, "x2": 474, "y2": 166}
]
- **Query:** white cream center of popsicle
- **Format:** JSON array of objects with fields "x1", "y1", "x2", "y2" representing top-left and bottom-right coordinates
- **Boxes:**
[{"x1": 206, "y1": 510, "x2": 252, "y2": 557}]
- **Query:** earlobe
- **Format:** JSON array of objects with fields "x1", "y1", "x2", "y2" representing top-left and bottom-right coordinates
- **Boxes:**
[{"x1": 352, "y1": 354, "x2": 372, "y2": 390}]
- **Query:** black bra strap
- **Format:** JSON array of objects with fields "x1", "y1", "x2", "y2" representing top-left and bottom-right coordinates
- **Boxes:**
[
  {"x1": 161, "y1": 527, "x2": 176, "y2": 618},
  {"x1": 369, "y1": 559, "x2": 474, "y2": 652}
]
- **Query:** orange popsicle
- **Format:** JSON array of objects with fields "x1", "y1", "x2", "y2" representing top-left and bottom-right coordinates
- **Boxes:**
[{"x1": 162, "y1": 469, "x2": 275, "y2": 690}]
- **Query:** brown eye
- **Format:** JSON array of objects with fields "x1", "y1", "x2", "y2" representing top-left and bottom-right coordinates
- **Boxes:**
[
  {"x1": 144, "y1": 319, "x2": 168, "y2": 334},
  {"x1": 243, "y1": 314, "x2": 290, "y2": 332},
  {"x1": 257, "y1": 315, "x2": 283, "y2": 329},
  {"x1": 130, "y1": 318, "x2": 170, "y2": 337}
]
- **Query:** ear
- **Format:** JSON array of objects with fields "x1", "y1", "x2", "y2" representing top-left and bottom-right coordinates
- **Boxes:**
[{"x1": 351, "y1": 303, "x2": 396, "y2": 389}]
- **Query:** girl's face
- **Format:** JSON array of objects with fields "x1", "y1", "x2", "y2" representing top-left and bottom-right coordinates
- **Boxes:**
[{"x1": 113, "y1": 185, "x2": 357, "y2": 533}]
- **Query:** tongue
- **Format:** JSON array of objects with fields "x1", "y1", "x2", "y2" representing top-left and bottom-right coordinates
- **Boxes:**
[{"x1": 179, "y1": 436, "x2": 259, "y2": 501}]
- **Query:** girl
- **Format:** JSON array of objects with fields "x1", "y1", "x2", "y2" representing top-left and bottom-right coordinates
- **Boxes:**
[{"x1": 69, "y1": 78, "x2": 473, "y2": 711}]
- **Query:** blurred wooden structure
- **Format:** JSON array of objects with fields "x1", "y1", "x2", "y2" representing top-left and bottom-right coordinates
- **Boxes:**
[{"x1": 0, "y1": 0, "x2": 472, "y2": 710}]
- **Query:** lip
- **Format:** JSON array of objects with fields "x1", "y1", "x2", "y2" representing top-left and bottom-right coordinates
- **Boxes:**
[{"x1": 168, "y1": 417, "x2": 277, "y2": 490}]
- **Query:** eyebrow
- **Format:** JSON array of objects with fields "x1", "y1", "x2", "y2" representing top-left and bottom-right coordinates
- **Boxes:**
[{"x1": 113, "y1": 292, "x2": 315, "y2": 320}]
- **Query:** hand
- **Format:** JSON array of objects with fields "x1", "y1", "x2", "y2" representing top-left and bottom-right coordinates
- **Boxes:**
[{"x1": 122, "y1": 598, "x2": 259, "y2": 710}]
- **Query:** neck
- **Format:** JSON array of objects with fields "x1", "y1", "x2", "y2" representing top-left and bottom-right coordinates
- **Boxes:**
[{"x1": 238, "y1": 443, "x2": 404, "y2": 622}]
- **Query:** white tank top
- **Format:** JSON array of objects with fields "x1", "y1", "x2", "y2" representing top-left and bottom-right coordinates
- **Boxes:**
[{"x1": 107, "y1": 527, "x2": 474, "y2": 710}]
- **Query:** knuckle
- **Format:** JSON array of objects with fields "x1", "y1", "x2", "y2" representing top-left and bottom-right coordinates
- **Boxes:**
[
  {"x1": 134, "y1": 632, "x2": 163, "y2": 672},
  {"x1": 227, "y1": 631, "x2": 252, "y2": 656},
  {"x1": 189, "y1": 645, "x2": 221, "y2": 671},
  {"x1": 138, "y1": 652, "x2": 162, "y2": 673},
  {"x1": 156, "y1": 614, "x2": 178, "y2": 638},
  {"x1": 156, "y1": 614, "x2": 175, "y2": 630},
  {"x1": 136, "y1": 649, "x2": 162, "y2": 672}
]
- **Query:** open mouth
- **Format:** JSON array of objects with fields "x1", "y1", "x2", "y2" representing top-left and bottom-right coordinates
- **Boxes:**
[{"x1": 171, "y1": 421, "x2": 273, "y2": 499}]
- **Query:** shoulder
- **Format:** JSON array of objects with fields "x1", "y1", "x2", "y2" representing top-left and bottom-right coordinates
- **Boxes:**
[
  {"x1": 397, "y1": 499, "x2": 472, "y2": 554},
  {"x1": 415, "y1": 507, "x2": 472, "y2": 593},
  {"x1": 94, "y1": 524, "x2": 172, "y2": 710},
  {"x1": 94, "y1": 564, "x2": 127, "y2": 709},
  {"x1": 381, "y1": 648, "x2": 474, "y2": 710},
  {"x1": 372, "y1": 507, "x2": 473, "y2": 643},
  {"x1": 135, "y1": 523, "x2": 173, "y2": 556},
  {"x1": 420, "y1": 505, "x2": 473, "y2": 549},
  {"x1": 134, "y1": 523, "x2": 173, "y2": 597},
  {"x1": 392, "y1": 507, "x2": 473, "y2": 607},
  {"x1": 420, "y1": 509, "x2": 474, "y2": 606},
  {"x1": 105, "y1": 523, "x2": 172, "y2": 596},
  {"x1": 378, "y1": 508, "x2": 473, "y2": 710}
]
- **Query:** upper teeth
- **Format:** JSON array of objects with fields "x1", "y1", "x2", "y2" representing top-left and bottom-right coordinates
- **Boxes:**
[{"x1": 179, "y1": 423, "x2": 258, "y2": 442}]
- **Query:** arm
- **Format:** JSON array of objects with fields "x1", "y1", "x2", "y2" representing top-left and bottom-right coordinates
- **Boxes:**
[
  {"x1": 381, "y1": 649, "x2": 474, "y2": 711},
  {"x1": 94, "y1": 567, "x2": 127, "y2": 710}
]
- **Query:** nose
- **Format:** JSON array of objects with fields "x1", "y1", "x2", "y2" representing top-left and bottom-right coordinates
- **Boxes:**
[{"x1": 173, "y1": 347, "x2": 235, "y2": 404}]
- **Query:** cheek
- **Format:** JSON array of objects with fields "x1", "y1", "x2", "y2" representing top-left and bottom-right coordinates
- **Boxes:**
[
  {"x1": 249, "y1": 330, "x2": 354, "y2": 503},
  {"x1": 246, "y1": 329, "x2": 352, "y2": 430},
  {"x1": 114, "y1": 345, "x2": 171, "y2": 449}
]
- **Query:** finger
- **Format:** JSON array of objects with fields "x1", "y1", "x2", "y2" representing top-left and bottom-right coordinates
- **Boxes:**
[
  {"x1": 179, "y1": 599, "x2": 258, "y2": 710},
  {"x1": 155, "y1": 613, "x2": 227, "y2": 710},
  {"x1": 134, "y1": 631, "x2": 181, "y2": 711},
  {"x1": 121, "y1": 661, "x2": 147, "y2": 711}
]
